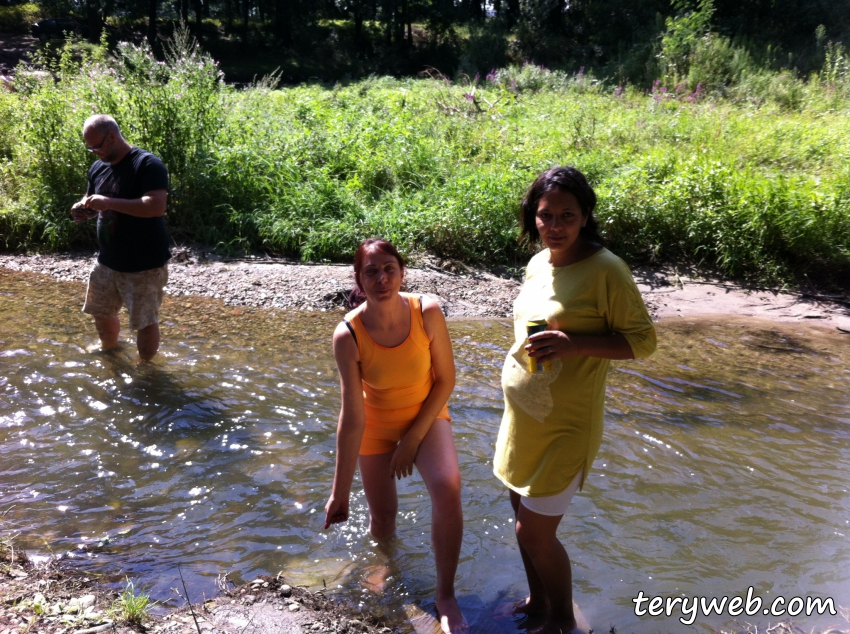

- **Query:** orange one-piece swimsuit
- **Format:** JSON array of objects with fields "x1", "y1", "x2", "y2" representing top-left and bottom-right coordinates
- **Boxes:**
[{"x1": 344, "y1": 293, "x2": 452, "y2": 455}]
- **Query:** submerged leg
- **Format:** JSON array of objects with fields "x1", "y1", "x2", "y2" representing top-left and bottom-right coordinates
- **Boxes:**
[
  {"x1": 93, "y1": 316, "x2": 120, "y2": 351},
  {"x1": 359, "y1": 450, "x2": 399, "y2": 540},
  {"x1": 415, "y1": 418, "x2": 468, "y2": 634},
  {"x1": 514, "y1": 500, "x2": 577, "y2": 634},
  {"x1": 137, "y1": 323, "x2": 160, "y2": 361}
]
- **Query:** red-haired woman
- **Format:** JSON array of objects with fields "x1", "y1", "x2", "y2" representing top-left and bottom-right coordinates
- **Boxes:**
[{"x1": 324, "y1": 238, "x2": 468, "y2": 633}]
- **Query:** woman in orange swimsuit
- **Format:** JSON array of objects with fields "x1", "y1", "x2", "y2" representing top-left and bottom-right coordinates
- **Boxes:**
[{"x1": 324, "y1": 238, "x2": 467, "y2": 634}]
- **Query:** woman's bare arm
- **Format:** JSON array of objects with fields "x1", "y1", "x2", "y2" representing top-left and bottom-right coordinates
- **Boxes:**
[
  {"x1": 324, "y1": 322, "x2": 366, "y2": 528},
  {"x1": 526, "y1": 331, "x2": 635, "y2": 363}
]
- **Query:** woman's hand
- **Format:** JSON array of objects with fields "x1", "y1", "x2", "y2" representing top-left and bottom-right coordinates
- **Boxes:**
[
  {"x1": 389, "y1": 435, "x2": 420, "y2": 479},
  {"x1": 525, "y1": 330, "x2": 581, "y2": 363},
  {"x1": 324, "y1": 494, "x2": 350, "y2": 529}
]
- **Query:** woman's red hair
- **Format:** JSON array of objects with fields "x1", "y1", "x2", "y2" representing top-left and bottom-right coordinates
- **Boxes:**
[{"x1": 349, "y1": 238, "x2": 406, "y2": 307}]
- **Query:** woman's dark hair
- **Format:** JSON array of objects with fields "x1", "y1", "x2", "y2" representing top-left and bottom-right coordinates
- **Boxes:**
[
  {"x1": 349, "y1": 238, "x2": 406, "y2": 307},
  {"x1": 519, "y1": 166, "x2": 604, "y2": 246}
]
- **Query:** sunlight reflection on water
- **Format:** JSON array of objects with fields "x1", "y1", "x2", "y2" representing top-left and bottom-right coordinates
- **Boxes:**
[{"x1": 1, "y1": 269, "x2": 849, "y2": 633}]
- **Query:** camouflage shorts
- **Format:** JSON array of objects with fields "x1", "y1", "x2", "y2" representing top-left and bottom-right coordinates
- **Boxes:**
[{"x1": 82, "y1": 262, "x2": 168, "y2": 330}]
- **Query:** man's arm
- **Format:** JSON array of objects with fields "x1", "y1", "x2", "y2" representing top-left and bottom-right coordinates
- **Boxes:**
[{"x1": 82, "y1": 189, "x2": 167, "y2": 218}]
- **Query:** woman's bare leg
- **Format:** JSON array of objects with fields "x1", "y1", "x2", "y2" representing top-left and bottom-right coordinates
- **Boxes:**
[
  {"x1": 513, "y1": 498, "x2": 576, "y2": 634},
  {"x1": 507, "y1": 490, "x2": 549, "y2": 617},
  {"x1": 359, "y1": 451, "x2": 398, "y2": 540},
  {"x1": 415, "y1": 419, "x2": 467, "y2": 633}
]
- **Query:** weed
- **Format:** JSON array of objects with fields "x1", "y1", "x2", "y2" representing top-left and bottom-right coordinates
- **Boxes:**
[{"x1": 108, "y1": 578, "x2": 158, "y2": 625}]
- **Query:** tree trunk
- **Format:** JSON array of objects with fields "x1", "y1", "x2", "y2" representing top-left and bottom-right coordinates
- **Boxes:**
[
  {"x1": 225, "y1": 0, "x2": 234, "y2": 31},
  {"x1": 382, "y1": 0, "x2": 393, "y2": 46},
  {"x1": 275, "y1": 0, "x2": 292, "y2": 44},
  {"x1": 396, "y1": 0, "x2": 405, "y2": 46},
  {"x1": 546, "y1": 0, "x2": 563, "y2": 33},
  {"x1": 194, "y1": 0, "x2": 203, "y2": 39},
  {"x1": 148, "y1": 0, "x2": 158, "y2": 47},
  {"x1": 242, "y1": 0, "x2": 250, "y2": 45},
  {"x1": 506, "y1": 0, "x2": 518, "y2": 26},
  {"x1": 353, "y1": 4, "x2": 363, "y2": 48}
]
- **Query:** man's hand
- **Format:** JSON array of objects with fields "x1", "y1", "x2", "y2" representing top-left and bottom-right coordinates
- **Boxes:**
[
  {"x1": 81, "y1": 194, "x2": 112, "y2": 212},
  {"x1": 70, "y1": 201, "x2": 97, "y2": 223}
]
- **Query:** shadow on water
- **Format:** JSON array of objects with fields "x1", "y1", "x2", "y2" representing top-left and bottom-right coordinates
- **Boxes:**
[{"x1": 2, "y1": 268, "x2": 850, "y2": 633}]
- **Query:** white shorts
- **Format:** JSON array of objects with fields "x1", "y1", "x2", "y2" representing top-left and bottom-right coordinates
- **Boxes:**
[{"x1": 520, "y1": 470, "x2": 584, "y2": 517}]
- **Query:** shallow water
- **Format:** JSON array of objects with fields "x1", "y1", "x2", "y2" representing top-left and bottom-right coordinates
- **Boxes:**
[{"x1": 1, "y1": 268, "x2": 849, "y2": 633}]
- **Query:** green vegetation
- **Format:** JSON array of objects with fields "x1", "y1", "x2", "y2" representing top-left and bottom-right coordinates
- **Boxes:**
[
  {"x1": 108, "y1": 578, "x2": 158, "y2": 625},
  {"x1": 1, "y1": 30, "x2": 849, "y2": 287},
  {"x1": 0, "y1": 3, "x2": 41, "y2": 33}
]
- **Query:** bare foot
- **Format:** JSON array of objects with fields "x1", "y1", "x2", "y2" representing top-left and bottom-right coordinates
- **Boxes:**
[
  {"x1": 527, "y1": 617, "x2": 583, "y2": 634},
  {"x1": 86, "y1": 342, "x2": 121, "y2": 353},
  {"x1": 493, "y1": 598, "x2": 547, "y2": 620},
  {"x1": 436, "y1": 596, "x2": 469, "y2": 634},
  {"x1": 360, "y1": 564, "x2": 390, "y2": 593}
]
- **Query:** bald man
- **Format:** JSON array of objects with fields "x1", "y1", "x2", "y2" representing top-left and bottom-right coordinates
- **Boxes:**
[{"x1": 71, "y1": 115, "x2": 171, "y2": 361}]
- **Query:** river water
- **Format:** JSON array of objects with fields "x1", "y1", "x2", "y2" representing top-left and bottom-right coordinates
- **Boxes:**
[{"x1": 1, "y1": 269, "x2": 849, "y2": 633}]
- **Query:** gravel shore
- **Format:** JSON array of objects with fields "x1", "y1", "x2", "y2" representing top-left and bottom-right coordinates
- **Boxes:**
[
  {"x1": 2, "y1": 248, "x2": 849, "y2": 332},
  {"x1": 0, "y1": 248, "x2": 523, "y2": 319}
]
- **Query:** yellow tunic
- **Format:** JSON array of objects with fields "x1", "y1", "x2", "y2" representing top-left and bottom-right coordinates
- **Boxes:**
[{"x1": 493, "y1": 248, "x2": 656, "y2": 497}]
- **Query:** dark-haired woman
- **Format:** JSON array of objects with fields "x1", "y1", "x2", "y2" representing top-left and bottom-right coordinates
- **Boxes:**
[
  {"x1": 494, "y1": 167, "x2": 656, "y2": 633},
  {"x1": 324, "y1": 238, "x2": 468, "y2": 634}
]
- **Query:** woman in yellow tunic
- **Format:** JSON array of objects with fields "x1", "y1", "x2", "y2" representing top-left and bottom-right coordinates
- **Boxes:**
[
  {"x1": 324, "y1": 238, "x2": 468, "y2": 634},
  {"x1": 494, "y1": 167, "x2": 656, "y2": 633}
]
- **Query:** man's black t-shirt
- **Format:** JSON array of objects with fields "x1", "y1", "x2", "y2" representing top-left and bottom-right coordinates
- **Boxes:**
[{"x1": 87, "y1": 147, "x2": 171, "y2": 273}]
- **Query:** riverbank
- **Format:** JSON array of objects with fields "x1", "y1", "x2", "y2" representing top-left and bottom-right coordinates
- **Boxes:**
[
  {"x1": 0, "y1": 544, "x2": 411, "y2": 634},
  {"x1": 1, "y1": 249, "x2": 849, "y2": 331}
]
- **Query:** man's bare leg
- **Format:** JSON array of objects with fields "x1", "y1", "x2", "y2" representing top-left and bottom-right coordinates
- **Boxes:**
[
  {"x1": 93, "y1": 316, "x2": 120, "y2": 351},
  {"x1": 137, "y1": 323, "x2": 160, "y2": 361}
]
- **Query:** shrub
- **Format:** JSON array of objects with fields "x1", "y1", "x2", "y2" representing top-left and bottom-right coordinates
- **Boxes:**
[
  {"x1": 0, "y1": 3, "x2": 41, "y2": 34},
  {"x1": 687, "y1": 33, "x2": 753, "y2": 94}
]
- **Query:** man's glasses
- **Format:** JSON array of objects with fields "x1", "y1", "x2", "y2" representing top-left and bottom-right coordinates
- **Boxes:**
[{"x1": 85, "y1": 133, "x2": 109, "y2": 153}]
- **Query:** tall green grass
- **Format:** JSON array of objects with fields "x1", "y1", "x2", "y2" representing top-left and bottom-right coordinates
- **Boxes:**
[{"x1": 1, "y1": 33, "x2": 849, "y2": 287}]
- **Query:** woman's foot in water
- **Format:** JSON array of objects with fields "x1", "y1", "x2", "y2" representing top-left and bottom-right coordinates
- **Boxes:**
[
  {"x1": 436, "y1": 595, "x2": 469, "y2": 634},
  {"x1": 493, "y1": 597, "x2": 548, "y2": 620},
  {"x1": 527, "y1": 616, "x2": 584, "y2": 634}
]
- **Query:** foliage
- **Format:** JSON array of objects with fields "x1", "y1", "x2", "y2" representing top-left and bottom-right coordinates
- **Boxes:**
[
  {"x1": 108, "y1": 579, "x2": 158, "y2": 625},
  {"x1": 0, "y1": 3, "x2": 41, "y2": 33},
  {"x1": 3, "y1": 32, "x2": 850, "y2": 288},
  {"x1": 456, "y1": 22, "x2": 508, "y2": 79},
  {"x1": 485, "y1": 62, "x2": 600, "y2": 94},
  {"x1": 657, "y1": 0, "x2": 715, "y2": 84},
  {"x1": 686, "y1": 33, "x2": 753, "y2": 94},
  {"x1": 0, "y1": 25, "x2": 225, "y2": 250}
]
